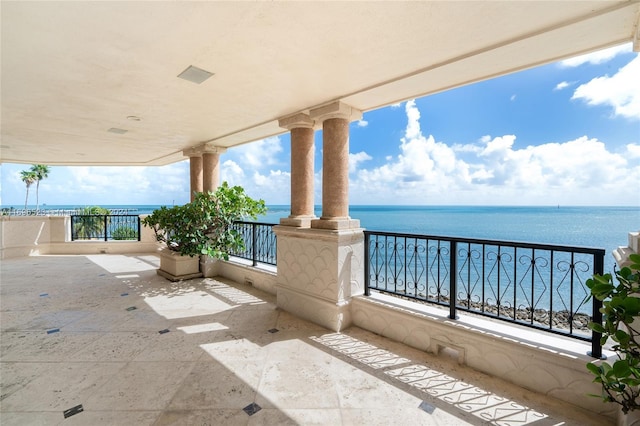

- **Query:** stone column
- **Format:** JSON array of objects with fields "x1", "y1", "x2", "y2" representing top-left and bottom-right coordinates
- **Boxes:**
[
  {"x1": 309, "y1": 101, "x2": 362, "y2": 230},
  {"x1": 278, "y1": 113, "x2": 316, "y2": 227},
  {"x1": 273, "y1": 102, "x2": 365, "y2": 332},
  {"x1": 203, "y1": 147, "x2": 227, "y2": 193},
  {"x1": 188, "y1": 155, "x2": 203, "y2": 202}
]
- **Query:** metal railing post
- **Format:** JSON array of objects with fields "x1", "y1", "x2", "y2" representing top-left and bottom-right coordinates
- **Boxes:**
[
  {"x1": 590, "y1": 252, "x2": 605, "y2": 359},
  {"x1": 137, "y1": 216, "x2": 141, "y2": 241},
  {"x1": 252, "y1": 223, "x2": 258, "y2": 266},
  {"x1": 449, "y1": 240, "x2": 457, "y2": 320},
  {"x1": 364, "y1": 232, "x2": 370, "y2": 296},
  {"x1": 103, "y1": 215, "x2": 108, "y2": 241}
]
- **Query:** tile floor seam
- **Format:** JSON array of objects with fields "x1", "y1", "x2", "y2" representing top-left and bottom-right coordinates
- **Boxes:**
[{"x1": 158, "y1": 359, "x2": 207, "y2": 415}]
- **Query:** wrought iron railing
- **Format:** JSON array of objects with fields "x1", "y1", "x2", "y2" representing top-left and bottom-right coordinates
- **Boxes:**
[
  {"x1": 364, "y1": 230, "x2": 606, "y2": 358},
  {"x1": 71, "y1": 215, "x2": 141, "y2": 241},
  {"x1": 229, "y1": 221, "x2": 277, "y2": 266}
]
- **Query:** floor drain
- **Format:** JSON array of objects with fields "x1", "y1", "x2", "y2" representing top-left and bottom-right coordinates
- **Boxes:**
[
  {"x1": 47, "y1": 328, "x2": 60, "y2": 334},
  {"x1": 268, "y1": 328, "x2": 279, "y2": 333},
  {"x1": 40, "y1": 293, "x2": 49, "y2": 297},
  {"x1": 419, "y1": 401, "x2": 435, "y2": 414},
  {"x1": 126, "y1": 306, "x2": 137, "y2": 311},
  {"x1": 120, "y1": 293, "x2": 129, "y2": 296},
  {"x1": 243, "y1": 402, "x2": 261, "y2": 416},
  {"x1": 159, "y1": 329, "x2": 170, "y2": 334},
  {"x1": 63, "y1": 404, "x2": 83, "y2": 418}
]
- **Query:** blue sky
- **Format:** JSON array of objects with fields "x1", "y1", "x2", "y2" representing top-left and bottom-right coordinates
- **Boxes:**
[{"x1": 1, "y1": 43, "x2": 638, "y2": 207}]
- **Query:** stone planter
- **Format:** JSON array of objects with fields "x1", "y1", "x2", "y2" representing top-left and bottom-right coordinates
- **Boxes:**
[
  {"x1": 618, "y1": 408, "x2": 640, "y2": 426},
  {"x1": 157, "y1": 248, "x2": 203, "y2": 281},
  {"x1": 200, "y1": 255, "x2": 220, "y2": 278}
]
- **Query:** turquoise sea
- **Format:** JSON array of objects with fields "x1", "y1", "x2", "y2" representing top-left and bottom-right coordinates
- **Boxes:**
[
  {"x1": 264, "y1": 205, "x2": 639, "y2": 261},
  {"x1": 4, "y1": 204, "x2": 638, "y2": 263}
]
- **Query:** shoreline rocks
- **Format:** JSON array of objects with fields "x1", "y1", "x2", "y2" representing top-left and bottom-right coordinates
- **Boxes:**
[{"x1": 380, "y1": 291, "x2": 592, "y2": 333}]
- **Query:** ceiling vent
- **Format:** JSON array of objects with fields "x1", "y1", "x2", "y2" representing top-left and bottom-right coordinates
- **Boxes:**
[
  {"x1": 108, "y1": 127, "x2": 128, "y2": 134},
  {"x1": 177, "y1": 65, "x2": 214, "y2": 84}
]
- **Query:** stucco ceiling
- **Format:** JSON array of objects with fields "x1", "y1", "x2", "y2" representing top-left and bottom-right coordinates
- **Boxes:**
[{"x1": 1, "y1": 1, "x2": 639, "y2": 166}]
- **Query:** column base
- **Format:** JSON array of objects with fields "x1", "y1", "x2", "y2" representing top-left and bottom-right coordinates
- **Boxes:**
[
  {"x1": 279, "y1": 215, "x2": 316, "y2": 228},
  {"x1": 311, "y1": 217, "x2": 360, "y2": 230},
  {"x1": 273, "y1": 226, "x2": 364, "y2": 332},
  {"x1": 276, "y1": 284, "x2": 352, "y2": 332}
]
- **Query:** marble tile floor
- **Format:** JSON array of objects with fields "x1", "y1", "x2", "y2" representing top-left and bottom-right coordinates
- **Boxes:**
[{"x1": 0, "y1": 254, "x2": 612, "y2": 425}]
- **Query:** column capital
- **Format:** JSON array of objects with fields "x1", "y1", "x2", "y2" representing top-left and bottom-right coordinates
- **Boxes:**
[
  {"x1": 279, "y1": 113, "x2": 315, "y2": 130},
  {"x1": 309, "y1": 101, "x2": 362, "y2": 123},
  {"x1": 183, "y1": 145, "x2": 227, "y2": 157},
  {"x1": 183, "y1": 147, "x2": 202, "y2": 158},
  {"x1": 202, "y1": 144, "x2": 227, "y2": 155}
]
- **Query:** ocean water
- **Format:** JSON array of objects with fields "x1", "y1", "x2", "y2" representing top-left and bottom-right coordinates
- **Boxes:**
[
  {"x1": 5, "y1": 204, "x2": 638, "y2": 261},
  {"x1": 263, "y1": 205, "x2": 639, "y2": 259}
]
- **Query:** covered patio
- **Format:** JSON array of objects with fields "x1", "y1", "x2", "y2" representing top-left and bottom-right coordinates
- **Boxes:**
[
  {"x1": 2, "y1": 1, "x2": 640, "y2": 424},
  {"x1": 1, "y1": 253, "x2": 609, "y2": 425}
]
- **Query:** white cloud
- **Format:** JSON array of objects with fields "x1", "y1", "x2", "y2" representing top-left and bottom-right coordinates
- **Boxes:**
[
  {"x1": 560, "y1": 43, "x2": 632, "y2": 67},
  {"x1": 554, "y1": 81, "x2": 571, "y2": 91},
  {"x1": 228, "y1": 136, "x2": 283, "y2": 169},
  {"x1": 571, "y1": 56, "x2": 640, "y2": 120},
  {"x1": 626, "y1": 144, "x2": 640, "y2": 159},
  {"x1": 349, "y1": 151, "x2": 372, "y2": 173},
  {"x1": 3, "y1": 162, "x2": 192, "y2": 205},
  {"x1": 101, "y1": 164, "x2": 185, "y2": 202},
  {"x1": 348, "y1": 101, "x2": 639, "y2": 205},
  {"x1": 250, "y1": 170, "x2": 290, "y2": 203},
  {"x1": 390, "y1": 102, "x2": 402, "y2": 108},
  {"x1": 221, "y1": 159, "x2": 245, "y2": 185},
  {"x1": 510, "y1": 94, "x2": 516, "y2": 101},
  {"x1": 218, "y1": 137, "x2": 293, "y2": 203},
  {"x1": 356, "y1": 119, "x2": 368, "y2": 127}
]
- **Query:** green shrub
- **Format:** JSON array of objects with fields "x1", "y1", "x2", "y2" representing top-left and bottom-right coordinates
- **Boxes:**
[
  {"x1": 112, "y1": 225, "x2": 137, "y2": 240},
  {"x1": 587, "y1": 253, "x2": 640, "y2": 414},
  {"x1": 142, "y1": 182, "x2": 266, "y2": 260}
]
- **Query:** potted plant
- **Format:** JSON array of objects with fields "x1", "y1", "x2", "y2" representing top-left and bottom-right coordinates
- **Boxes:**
[
  {"x1": 142, "y1": 182, "x2": 266, "y2": 281},
  {"x1": 587, "y1": 253, "x2": 640, "y2": 423}
]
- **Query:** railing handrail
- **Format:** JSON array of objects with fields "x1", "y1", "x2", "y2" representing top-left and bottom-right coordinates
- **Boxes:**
[
  {"x1": 233, "y1": 220, "x2": 276, "y2": 227},
  {"x1": 3, "y1": 208, "x2": 139, "y2": 217},
  {"x1": 71, "y1": 214, "x2": 140, "y2": 217},
  {"x1": 363, "y1": 229, "x2": 607, "y2": 256}
]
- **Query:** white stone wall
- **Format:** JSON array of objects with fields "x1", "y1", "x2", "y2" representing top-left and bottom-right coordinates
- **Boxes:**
[
  {"x1": 216, "y1": 259, "x2": 278, "y2": 295},
  {"x1": 0, "y1": 216, "x2": 52, "y2": 258},
  {"x1": 0, "y1": 215, "x2": 160, "y2": 259}
]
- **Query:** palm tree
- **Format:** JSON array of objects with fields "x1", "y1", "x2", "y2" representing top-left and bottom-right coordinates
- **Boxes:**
[
  {"x1": 72, "y1": 206, "x2": 111, "y2": 239},
  {"x1": 30, "y1": 164, "x2": 50, "y2": 214},
  {"x1": 20, "y1": 170, "x2": 37, "y2": 212}
]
